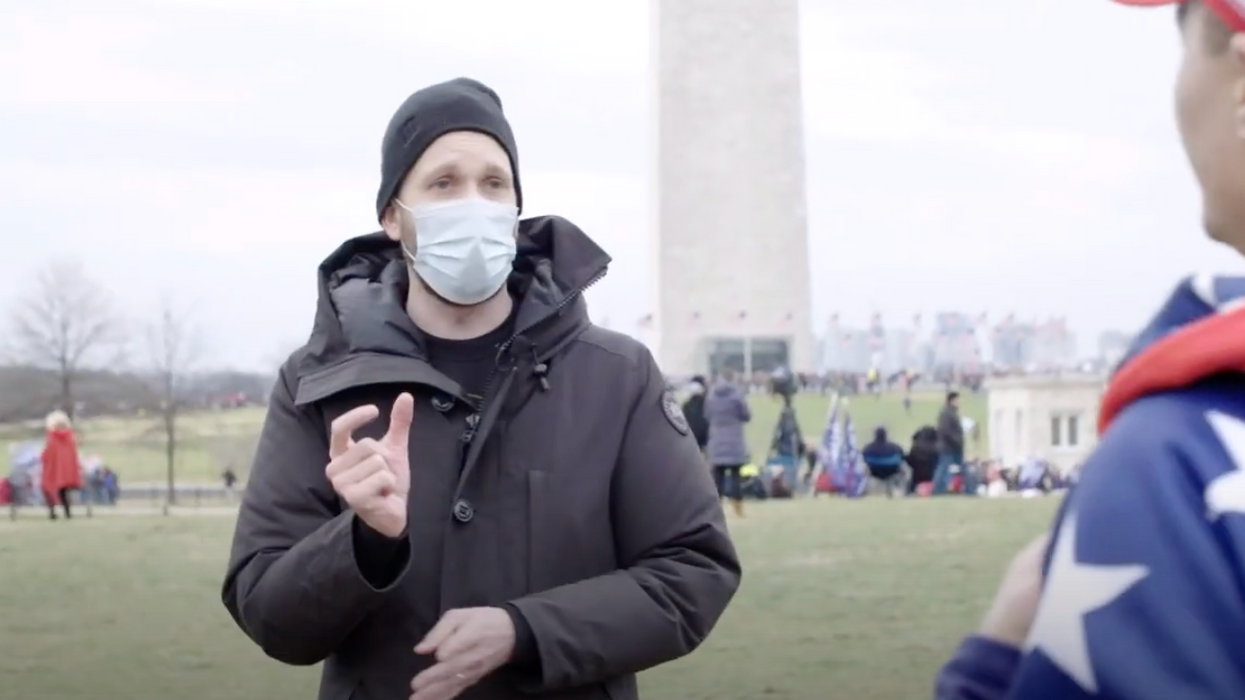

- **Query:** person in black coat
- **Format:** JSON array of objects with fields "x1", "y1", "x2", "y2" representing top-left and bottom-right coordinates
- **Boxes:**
[
  {"x1": 905, "y1": 426, "x2": 939, "y2": 495},
  {"x1": 767, "y1": 396, "x2": 805, "y2": 494},
  {"x1": 681, "y1": 375, "x2": 711, "y2": 452}
]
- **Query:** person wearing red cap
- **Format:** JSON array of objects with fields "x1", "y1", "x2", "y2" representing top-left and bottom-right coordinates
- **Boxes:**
[{"x1": 934, "y1": 1, "x2": 1245, "y2": 699}]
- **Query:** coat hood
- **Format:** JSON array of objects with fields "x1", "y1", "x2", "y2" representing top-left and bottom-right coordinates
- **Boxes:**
[
  {"x1": 1100, "y1": 274, "x2": 1245, "y2": 433},
  {"x1": 294, "y1": 215, "x2": 610, "y2": 405},
  {"x1": 45, "y1": 428, "x2": 75, "y2": 446}
]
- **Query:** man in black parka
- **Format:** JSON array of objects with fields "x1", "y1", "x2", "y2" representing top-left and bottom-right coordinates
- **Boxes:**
[{"x1": 221, "y1": 77, "x2": 741, "y2": 700}]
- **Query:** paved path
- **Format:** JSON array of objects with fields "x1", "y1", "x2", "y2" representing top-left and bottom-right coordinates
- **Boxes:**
[{"x1": 4, "y1": 504, "x2": 239, "y2": 522}]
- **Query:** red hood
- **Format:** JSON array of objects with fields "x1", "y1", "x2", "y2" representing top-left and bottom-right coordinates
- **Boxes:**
[{"x1": 1099, "y1": 276, "x2": 1245, "y2": 434}]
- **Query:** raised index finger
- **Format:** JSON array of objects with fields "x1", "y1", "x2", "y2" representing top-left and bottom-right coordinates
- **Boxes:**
[
  {"x1": 329, "y1": 404, "x2": 380, "y2": 459},
  {"x1": 384, "y1": 392, "x2": 415, "y2": 450}
]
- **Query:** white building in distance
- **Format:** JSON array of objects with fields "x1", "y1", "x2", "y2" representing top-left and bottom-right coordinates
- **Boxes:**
[
  {"x1": 986, "y1": 374, "x2": 1106, "y2": 473},
  {"x1": 650, "y1": 0, "x2": 815, "y2": 376}
]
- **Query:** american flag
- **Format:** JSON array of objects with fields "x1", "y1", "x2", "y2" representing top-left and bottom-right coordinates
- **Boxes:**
[{"x1": 840, "y1": 411, "x2": 867, "y2": 498}]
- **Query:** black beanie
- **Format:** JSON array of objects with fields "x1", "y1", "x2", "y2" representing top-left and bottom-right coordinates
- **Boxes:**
[{"x1": 375, "y1": 77, "x2": 522, "y2": 221}]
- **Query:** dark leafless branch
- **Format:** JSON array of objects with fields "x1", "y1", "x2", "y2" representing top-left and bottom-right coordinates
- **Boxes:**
[
  {"x1": 5, "y1": 260, "x2": 124, "y2": 417},
  {"x1": 146, "y1": 297, "x2": 202, "y2": 513}
]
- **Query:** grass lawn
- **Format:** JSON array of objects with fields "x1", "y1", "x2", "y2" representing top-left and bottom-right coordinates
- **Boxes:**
[
  {"x1": 0, "y1": 496, "x2": 1058, "y2": 699},
  {"x1": 0, "y1": 390, "x2": 986, "y2": 485}
]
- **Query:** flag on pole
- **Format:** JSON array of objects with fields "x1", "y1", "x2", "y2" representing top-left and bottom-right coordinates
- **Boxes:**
[
  {"x1": 825, "y1": 399, "x2": 853, "y2": 493},
  {"x1": 815, "y1": 395, "x2": 842, "y2": 493},
  {"x1": 839, "y1": 410, "x2": 867, "y2": 498}
]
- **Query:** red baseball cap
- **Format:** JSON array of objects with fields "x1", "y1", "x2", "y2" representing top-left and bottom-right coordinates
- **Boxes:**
[{"x1": 1112, "y1": 0, "x2": 1245, "y2": 31}]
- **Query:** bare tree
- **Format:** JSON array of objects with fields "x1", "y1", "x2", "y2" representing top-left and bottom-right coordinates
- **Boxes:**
[
  {"x1": 6, "y1": 260, "x2": 123, "y2": 417},
  {"x1": 147, "y1": 299, "x2": 201, "y2": 514}
]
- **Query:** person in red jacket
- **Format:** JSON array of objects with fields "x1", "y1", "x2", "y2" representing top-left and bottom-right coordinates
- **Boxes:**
[{"x1": 41, "y1": 410, "x2": 82, "y2": 520}]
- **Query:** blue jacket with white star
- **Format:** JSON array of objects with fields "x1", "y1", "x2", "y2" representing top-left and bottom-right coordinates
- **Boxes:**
[{"x1": 934, "y1": 275, "x2": 1245, "y2": 700}]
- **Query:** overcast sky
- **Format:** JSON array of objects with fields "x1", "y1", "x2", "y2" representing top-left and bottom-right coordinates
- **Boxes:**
[{"x1": 3, "y1": 0, "x2": 1239, "y2": 370}]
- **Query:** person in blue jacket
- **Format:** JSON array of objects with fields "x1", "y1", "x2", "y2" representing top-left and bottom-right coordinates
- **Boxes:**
[
  {"x1": 861, "y1": 427, "x2": 906, "y2": 498},
  {"x1": 935, "y1": 1, "x2": 1245, "y2": 698}
]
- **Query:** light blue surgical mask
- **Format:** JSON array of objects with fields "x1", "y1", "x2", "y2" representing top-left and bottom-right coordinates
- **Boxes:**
[{"x1": 397, "y1": 198, "x2": 519, "y2": 306}]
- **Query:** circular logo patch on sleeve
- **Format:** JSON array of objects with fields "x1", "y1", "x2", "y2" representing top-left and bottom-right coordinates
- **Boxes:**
[{"x1": 661, "y1": 389, "x2": 690, "y2": 436}]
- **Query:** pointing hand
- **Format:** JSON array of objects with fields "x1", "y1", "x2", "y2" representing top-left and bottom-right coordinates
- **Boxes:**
[{"x1": 325, "y1": 393, "x2": 414, "y2": 538}]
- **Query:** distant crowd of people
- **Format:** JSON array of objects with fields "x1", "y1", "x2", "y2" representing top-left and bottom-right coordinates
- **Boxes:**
[{"x1": 675, "y1": 369, "x2": 1074, "y2": 506}]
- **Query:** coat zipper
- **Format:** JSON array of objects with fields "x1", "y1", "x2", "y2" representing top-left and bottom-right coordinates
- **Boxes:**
[{"x1": 451, "y1": 269, "x2": 608, "y2": 506}]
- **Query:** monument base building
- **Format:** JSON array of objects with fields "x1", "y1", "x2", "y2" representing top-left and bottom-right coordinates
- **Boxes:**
[{"x1": 986, "y1": 374, "x2": 1105, "y2": 474}]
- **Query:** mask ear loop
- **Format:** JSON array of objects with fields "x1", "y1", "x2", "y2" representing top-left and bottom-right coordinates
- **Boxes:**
[
  {"x1": 393, "y1": 199, "x2": 418, "y2": 263},
  {"x1": 401, "y1": 242, "x2": 418, "y2": 263}
]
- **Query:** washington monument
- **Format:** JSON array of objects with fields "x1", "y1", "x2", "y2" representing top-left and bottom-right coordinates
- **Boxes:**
[{"x1": 650, "y1": 0, "x2": 815, "y2": 376}]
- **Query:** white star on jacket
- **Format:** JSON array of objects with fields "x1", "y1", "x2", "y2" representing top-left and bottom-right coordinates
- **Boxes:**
[
  {"x1": 1022, "y1": 511, "x2": 1149, "y2": 694},
  {"x1": 1205, "y1": 411, "x2": 1245, "y2": 519}
]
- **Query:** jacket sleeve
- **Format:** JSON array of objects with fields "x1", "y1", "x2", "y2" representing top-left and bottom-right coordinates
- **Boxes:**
[
  {"x1": 220, "y1": 358, "x2": 412, "y2": 665},
  {"x1": 737, "y1": 394, "x2": 752, "y2": 423},
  {"x1": 934, "y1": 636, "x2": 1021, "y2": 700},
  {"x1": 508, "y1": 350, "x2": 742, "y2": 690},
  {"x1": 1002, "y1": 397, "x2": 1245, "y2": 699}
]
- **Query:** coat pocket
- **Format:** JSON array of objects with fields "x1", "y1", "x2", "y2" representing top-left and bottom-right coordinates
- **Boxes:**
[
  {"x1": 601, "y1": 675, "x2": 637, "y2": 700},
  {"x1": 332, "y1": 679, "x2": 360, "y2": 700},
  {"x1": 526, "y1": 469, "x2": 552, "y2": 592}
]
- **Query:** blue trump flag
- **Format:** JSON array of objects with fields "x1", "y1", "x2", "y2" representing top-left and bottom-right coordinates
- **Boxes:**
[
  {"x1": 817, "y1": 395, "x2": 842, "y2": 490},
  {"x1": 840, "y1": 411, "x2": 867, "y2": 499}
]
